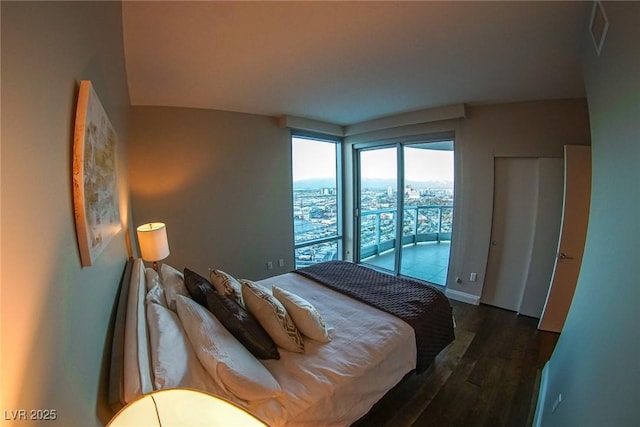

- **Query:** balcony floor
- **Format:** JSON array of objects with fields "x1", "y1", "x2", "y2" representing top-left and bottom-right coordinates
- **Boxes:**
[{"x1": 362, "y1": 241, "x2": 451, "y2": 286}]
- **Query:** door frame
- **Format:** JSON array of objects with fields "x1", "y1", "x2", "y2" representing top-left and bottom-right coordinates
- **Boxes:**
[{"x1": 354, "y1": 143, "x2": 403, "y2": 274}]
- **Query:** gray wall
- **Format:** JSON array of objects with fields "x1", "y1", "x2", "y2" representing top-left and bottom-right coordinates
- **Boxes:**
[
  {"x1": 128, "y1": 106, "x2": 294, "y2": 281},
  {"x1": 1, "y1": 2, "x2": 132, "y2": 426},
  {"x1": 538, "y1": 3, "x2": 640, "y2": 425}
]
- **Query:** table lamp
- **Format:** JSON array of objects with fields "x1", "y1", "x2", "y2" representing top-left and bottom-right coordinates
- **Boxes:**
[
  {"x1": 108, "y1": 389, "x2": 266, "y2": 426},
  {"x1": 136, "y1": 222, "x2": 170, "y2": 271}
]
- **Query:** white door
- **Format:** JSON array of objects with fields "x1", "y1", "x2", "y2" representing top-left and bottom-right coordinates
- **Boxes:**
[
  {"x1": 482, "y1": 157, "x2": 564, "y2": 314},
  {"x1": 482, "y1": 158, "x2": 538, "y2": 311},
  {"x1": 518, "y1": 158, "x2": 564, "y2": 317},
  {"x1": 539, "y1": 146, "x2": 592, "y2": 332}
]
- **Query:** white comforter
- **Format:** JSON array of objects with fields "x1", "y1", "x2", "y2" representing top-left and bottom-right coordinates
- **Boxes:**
[{"x1": 242, "y1": 273, "x2": 417, "y2": 427}]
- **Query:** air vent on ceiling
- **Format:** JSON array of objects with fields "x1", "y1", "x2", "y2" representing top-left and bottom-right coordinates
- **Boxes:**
[{"x1": 589, "y1": 1, "x2": 609, "y2": 56}]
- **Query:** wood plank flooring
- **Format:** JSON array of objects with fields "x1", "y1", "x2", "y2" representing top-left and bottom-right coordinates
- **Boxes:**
[{"x1": 353, "y1": 300, "x2": 559, "y2": 427}]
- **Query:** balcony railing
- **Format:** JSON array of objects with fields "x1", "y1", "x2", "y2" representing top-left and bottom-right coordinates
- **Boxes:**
[{"x1": 360, "y1": 205, "x2": 453, "y2": 259}]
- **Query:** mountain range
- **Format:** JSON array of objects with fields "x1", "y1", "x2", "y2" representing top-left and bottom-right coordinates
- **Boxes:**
[{"x1": 294, "y1": 177, "x2": 453, "y2": 190}]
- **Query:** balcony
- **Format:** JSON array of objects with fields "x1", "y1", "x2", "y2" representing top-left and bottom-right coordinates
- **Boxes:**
[
  {"x1": 293, "y1": 204, "x2": 453, "y2": 286},
  {"x1": 360, "y1": 205, "x2": 452, "y2": 286}
]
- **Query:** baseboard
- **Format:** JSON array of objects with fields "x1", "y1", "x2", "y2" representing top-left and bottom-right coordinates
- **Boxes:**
[
  {"x1": 445, "y1": 288, "x2": 480, "y2": 305},
  {"x1": 532, "y1": 362, "x2": 550, "y2": 427}
]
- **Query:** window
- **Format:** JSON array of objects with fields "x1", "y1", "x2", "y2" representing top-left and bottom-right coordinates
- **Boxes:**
[{"x1": 291, "y1": 134, "x2": 342, "y2": 268}]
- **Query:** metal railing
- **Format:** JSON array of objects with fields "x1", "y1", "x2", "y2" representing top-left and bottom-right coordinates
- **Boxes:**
[{"x1": 360, "y1": 205, "x2": 453, "y2": 259}]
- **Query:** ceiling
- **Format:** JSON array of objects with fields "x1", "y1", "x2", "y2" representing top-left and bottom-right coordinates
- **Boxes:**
[{"x1": 122, "y1": 1, "x2": 590, "y2": 126}]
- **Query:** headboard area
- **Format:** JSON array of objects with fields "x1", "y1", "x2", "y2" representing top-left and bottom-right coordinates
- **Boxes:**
[{"x1": 108, "y1": 258, "x2": 154, "y2": 412}]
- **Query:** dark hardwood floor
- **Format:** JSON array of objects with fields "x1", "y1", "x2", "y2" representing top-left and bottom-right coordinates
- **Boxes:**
[{"x1": 353, "y1": 300, "x2": 559, "y2": 427}]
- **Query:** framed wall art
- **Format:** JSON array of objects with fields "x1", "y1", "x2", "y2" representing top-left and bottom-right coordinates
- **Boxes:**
[{"x1": 72, "y1": 80, "x2": 121, "y2": 267}]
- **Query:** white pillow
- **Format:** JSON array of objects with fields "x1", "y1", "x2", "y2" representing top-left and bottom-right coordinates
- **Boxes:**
[
  {"x1": 159, "y1": 263, "x2": 189, "y2": 311},
  {"x1": 209, "y1": 269, "x2": 244, "y2": 307},
  {"x1": 175, "y1": 295, "x2": 282, "y2": 402},
  {"x1": 145, "y1": 267, "x2": 161, "y2": 292},
  {"x1": 241, "y1": 280, "x2": 304, "y2": 353},
  {"x1": 272, "y1": 286, "x2": 331, "y2": 343},
  {"x1": 146, "y1": 302, "x2": 218, "y2": 393},
  {"x1": 145, "y1": 283, "x2": 167, "y2": 308}
]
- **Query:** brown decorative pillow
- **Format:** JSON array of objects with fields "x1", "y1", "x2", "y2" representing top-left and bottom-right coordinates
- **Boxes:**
[
  {"x1": 205, "y1": 290, "x2": 280, "y2": 360},
  {"x1": 183, "y1": 268, "x2": 214, "y2": 307}
]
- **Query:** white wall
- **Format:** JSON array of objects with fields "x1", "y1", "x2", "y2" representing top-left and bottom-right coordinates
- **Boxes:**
[
  {"x1": 1, "y1": 2, "x2": 131, "y2": 425},
  {"x1": 128, "y1": 106, "x2": 294, "y2": 281},
  {"x1": 537, "y1": 3, "x2": 640, "y2": 425}
]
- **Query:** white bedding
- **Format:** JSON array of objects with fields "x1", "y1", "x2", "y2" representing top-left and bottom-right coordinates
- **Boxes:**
[
  {"x1": 125, "y1": 261, "x2": 417, "y2": 426},
  {"x1": 246, "y1": 273, "x2": 417, "y2": 427}
]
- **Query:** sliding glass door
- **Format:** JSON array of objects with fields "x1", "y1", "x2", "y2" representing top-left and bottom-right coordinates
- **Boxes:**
[
  {"x1": 358, "y1": 146, "x2": 399, "y2": 272},
  {"x1": 357, "y1": 141, "x2": 454, "y2": 286}
]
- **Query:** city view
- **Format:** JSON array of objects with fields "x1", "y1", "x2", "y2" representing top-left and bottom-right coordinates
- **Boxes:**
[
  {"x1": 293, "y1": 184, "x2": 339, "y2": 266},
  {"x1": 293, "y1": 180, "x2": 454, "y2": 268}
]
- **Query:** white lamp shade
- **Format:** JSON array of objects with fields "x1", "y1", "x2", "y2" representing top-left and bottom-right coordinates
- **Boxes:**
[
  {"x1": 108, "y1": 389, "x2": 266, "y2": 427},
  {"x1": 136, "y1": 222, "x2": 170, "y2": 262}
]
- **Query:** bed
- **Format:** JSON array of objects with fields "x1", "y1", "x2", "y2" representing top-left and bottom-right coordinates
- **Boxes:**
[{"x1": 109, "y1": 258, "x2": 454, "y2": 426}]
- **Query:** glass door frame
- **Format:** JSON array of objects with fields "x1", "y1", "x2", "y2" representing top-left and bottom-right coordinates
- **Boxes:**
[{"x1": 354, "y1": 132, "x2": 455, "y2": 279}]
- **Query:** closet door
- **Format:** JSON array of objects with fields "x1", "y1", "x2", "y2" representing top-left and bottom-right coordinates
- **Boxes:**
[
  {"x1": 482, "y1": 158, "x2": 538, "y2": 311},
  {"x1": 518, "y1": 158, "x2": 564, "y2": 317},
  {"x1": 482, "y1": 157, "x2": 564, "y2": 315}
]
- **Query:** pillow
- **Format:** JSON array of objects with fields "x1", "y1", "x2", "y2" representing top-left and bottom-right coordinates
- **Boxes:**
[
  {"x1": 209, "y1": 269, "x2": 244, "y2": 307},
  {"x1": 273, "y1": 286, "x2": 331, "y2": 343},
  {"x1": 145, "y1": 267, "x2": 161, "y2": 292},
  {"x1": 175, "y1": 295, "x2": 282, "y2": 402},
  {"x1": 146, "y1": 302, "x2": 218, "y2": 392},
  {"x1": 241, "y1": 280, "x2": 304, "y2": 353},
  {"x1": 183, "y1": 268, "x2": 214, "y2": 307},
  {"x1": 145, "y1": 283, "x2": 168, "y2": 308},
  {"x1": 205, "y1": 291, "x2": 279, "y2": 360},
  {"x1": 159, "y1": 263, "x2": 189, "y2": 311}
]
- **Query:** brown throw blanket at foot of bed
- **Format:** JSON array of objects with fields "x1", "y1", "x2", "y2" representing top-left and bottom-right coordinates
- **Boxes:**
[{"x1": 294, "y1": 260, "x2": 455, "y2": 372}]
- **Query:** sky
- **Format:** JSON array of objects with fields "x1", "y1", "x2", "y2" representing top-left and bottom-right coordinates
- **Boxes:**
[
  {"x1": 292, "y1": 138, "x2": 337, "y2": 181},
  {"x1": 292, "y1": 137, "x2": 454, "y2": 182}
]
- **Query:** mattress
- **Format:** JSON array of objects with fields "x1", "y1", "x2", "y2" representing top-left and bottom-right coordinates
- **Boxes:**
[{"x1": 246, "y1": 273, "x2": 417, "y2": 426}]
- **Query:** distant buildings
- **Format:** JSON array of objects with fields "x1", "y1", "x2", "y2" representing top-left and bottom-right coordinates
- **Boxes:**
[{"x1": 293, "y1": 184, "x2": 453, "y2": 267}]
